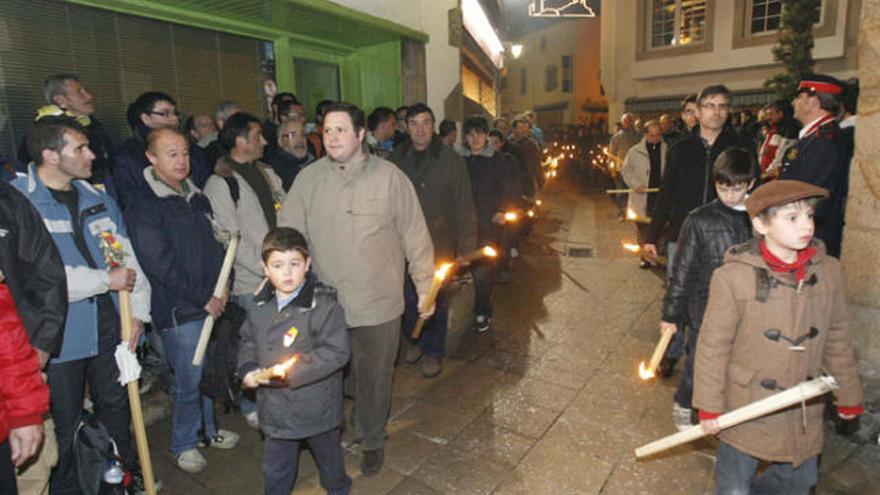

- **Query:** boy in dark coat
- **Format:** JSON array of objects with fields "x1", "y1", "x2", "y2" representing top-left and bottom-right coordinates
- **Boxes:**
[
  {"x1": 695, "y1": 180, "x2": 863, "y2": 494},
  {"x1": 659, "y1": 147, "x2": 756, "y2": 431},
  {"x1": 239, "y1": 227, "x2": 351, "y2": 495},
  {"x1": 461, "y1": 116, "x2": 518, "y2": 333}
]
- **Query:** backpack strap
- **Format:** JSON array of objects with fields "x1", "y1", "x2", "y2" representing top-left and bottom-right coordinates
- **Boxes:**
[{"x1": 223, "y1": 176, "x2": 240, "y2": 207}]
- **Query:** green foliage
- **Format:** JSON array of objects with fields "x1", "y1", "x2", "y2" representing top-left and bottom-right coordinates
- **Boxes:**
[{"x1": 764, "y1": 0, "x2": 822, "y2": 101}]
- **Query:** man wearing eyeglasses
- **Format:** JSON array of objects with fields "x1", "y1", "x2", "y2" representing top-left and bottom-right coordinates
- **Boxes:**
[
  {"x1": 116, "y1": 93, "x2": 216, "y2": 208},
  {"x1": 266, "y1": 119, "x2": 314, "y2": 192},
  {"x1": 643, "y1": 84, "x2": 755, "y2": 378},
  {"x1": 779, "y1": 74, "x2": 848, "y2": 258}
]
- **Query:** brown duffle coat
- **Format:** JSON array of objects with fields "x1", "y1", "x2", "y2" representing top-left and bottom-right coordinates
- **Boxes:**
[{"x1": 693, "y1": 238, "x2": 863, "y2": 467}]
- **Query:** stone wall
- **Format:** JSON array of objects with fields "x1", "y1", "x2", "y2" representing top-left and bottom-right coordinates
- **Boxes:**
[{"x1": 841, "y1": 0, "x2": 880, "y2": 432}]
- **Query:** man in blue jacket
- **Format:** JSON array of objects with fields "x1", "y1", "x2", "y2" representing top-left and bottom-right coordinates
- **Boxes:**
[
  {"x1": 125, "y1": 127, "x2": 239, "y2": 474},
  {"x1": 13, "y1": 116, "x2": 153, "y2": 494}
]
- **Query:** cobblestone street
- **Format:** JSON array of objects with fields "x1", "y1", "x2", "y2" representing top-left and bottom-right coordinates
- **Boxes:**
[{"x1": 148, "y1": 176, "x2": 880, "y2": 494}]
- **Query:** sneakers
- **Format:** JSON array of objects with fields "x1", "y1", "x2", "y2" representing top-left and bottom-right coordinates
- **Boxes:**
[
  {"x1": 199, "y1": 429, "x2": 240, "y2": 449},
  {"x1": 361, "y1": 448, "x2": 384, "y2": 476},
  {"x1": 672, "y1": 403, "x2": 693, "y2": 432},
  {"x1": 421, "y1": 356, "x2": 443, "y2": 378},
  {"x1": 176, "y1": 449, "x2": 207, "y2": 474},
  {"x1": 404, "y1": 343, "x2": 423, "y2": 364},
  {"x1": 244, "y1": 410, "x2": 260, "y2": 429},
  {"x1": 473, "y1": 315, "x2": 491, "y2": 333}
]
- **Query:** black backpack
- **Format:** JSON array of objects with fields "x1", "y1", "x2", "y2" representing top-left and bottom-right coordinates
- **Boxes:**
[
  {"x1": 74, "y1": 411, "x2": 124, "y2": 495},
  {"x1": 199, "y1": 300, "x2": 248, "y2": 409}
]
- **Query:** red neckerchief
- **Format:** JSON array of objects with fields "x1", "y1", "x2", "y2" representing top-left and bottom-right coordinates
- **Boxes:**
[
  {"x1": 801, "y1": 114, "x2": 835, "y2": 139},
  {"x1": 760, "y1": 239, "x2": 816, "y2": 283}
]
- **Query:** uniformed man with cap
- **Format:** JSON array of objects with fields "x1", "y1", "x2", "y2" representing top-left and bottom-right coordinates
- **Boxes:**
[{"x1": 779, "y1": 73, "x2": 848, "y2": 257}]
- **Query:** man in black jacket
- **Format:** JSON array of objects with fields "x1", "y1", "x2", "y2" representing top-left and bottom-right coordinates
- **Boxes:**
[
  {"x1": 659, "y1": 148, "x2": 755, "y2": 430},
  {"x1": 644, "y1": 84, "x2": 754, "y2": 375},
  {"x1": 0, "y1": 179, "x2": 67, "y2": 368},
  {"x1": 390, "y1": 103, "x2": 477, "y2": 378}
]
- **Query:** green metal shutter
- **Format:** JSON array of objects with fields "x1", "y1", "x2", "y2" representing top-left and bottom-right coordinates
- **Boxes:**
[{"x1": 0, "y1": 0, "x2": 265, "y2": 158}]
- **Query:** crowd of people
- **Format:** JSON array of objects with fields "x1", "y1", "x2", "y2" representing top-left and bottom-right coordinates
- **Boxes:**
[
  {"x1": 0, "y1": 73, "x2": 549, "y2": 495},
  {"x1": 610, "y1": 75, "x2": 863, "y2": 493}
]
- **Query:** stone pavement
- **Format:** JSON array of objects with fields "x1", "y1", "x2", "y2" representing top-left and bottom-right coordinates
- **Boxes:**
[{"x1": 147, "y1": 176, "x2": 880, "y2": 494}]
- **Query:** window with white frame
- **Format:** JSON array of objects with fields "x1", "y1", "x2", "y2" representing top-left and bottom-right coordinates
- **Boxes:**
[
  {"x1": 649, "y1": 0, "x2": 708, "y2": 49},
  {"x1": 749, "y1": 0, "x2": 782, "y2": 34}
]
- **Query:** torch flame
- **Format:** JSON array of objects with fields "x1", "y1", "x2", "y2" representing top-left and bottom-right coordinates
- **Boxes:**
[
  {"x1": 435, "y1": 262, "x2": 454, "y2": 280},
  {"x1": 626, "y1": 208, "x2": 638, "y2": 221},
  {"x1": 638, "y1": 361, "x2": 655, "y2": 380},
  {"x1": 504, "y1": 211, "x2": 518, "y2": 222},
  {"x1": 535, "y1": 199, "x2": 543, "y2": 206},
  {"x1": 622, "y1": 242, "x2": 641, "y2": 253},
  {"x1": 527, "y1": 209, "x2": 535, "y2": 218},
  {"x1": 481, "y1": 246, "x2": 498, "y2": 258}
]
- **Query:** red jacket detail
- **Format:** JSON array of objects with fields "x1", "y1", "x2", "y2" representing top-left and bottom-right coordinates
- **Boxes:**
[{"x1": 0, "y1": 282, "x2": 49, "y2": 443}]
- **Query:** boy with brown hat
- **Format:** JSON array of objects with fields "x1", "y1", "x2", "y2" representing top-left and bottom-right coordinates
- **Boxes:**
[{"x1": 693, "y1": 179, "x2": 863, "y2": 494}]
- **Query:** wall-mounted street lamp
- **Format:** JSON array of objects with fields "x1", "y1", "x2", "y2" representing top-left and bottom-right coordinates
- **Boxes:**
[{"x1": 510, "y1": 44, "x2": 524, "y2": 59}]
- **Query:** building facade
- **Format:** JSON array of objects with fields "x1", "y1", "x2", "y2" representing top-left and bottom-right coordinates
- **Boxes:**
[
  {"x1": 501, "y1": 17, "x2": 607, "y2": 129},
  {"x1": 600, "y1": 0, "x2": 861, "y2": 125},
  {"x1": 1, "y1": 0, "x2": 509, "y2": 157}
]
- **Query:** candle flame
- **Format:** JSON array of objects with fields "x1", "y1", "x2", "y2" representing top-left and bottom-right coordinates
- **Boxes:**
[
  {"x1": 638, "y1": 361, "x2": 655, "y2": 380},
  {"x1": 272, "y1": 355, "x2": 299, "y2": 378},
  {"x1": 481, "y1": 246, "x2": 498, "y2": 258},
  {"x1": 435, "y1": 262, "x2": 454, "y2": 280},
  {"x1": 527, "y1": 209, "x2": 535, "y2": 218},
  {"x1": 622, "y1": 242, "x2": 641, "y2": 253},
  {"x1": 535, "y1": 199, "x2": 543, "y2": 206},
  {"x1": 504, "y1": 211, "x2": 518, "y2": 222}
]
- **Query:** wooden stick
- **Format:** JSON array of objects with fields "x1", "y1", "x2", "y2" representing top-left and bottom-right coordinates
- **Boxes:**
[
  {"x1": 648, "y1": 326, "x2": 676, "y2": 374},
  {"x1": 411, "y1": 263, "x2": 453, "y2": 340},
  {"x1": 635, "y1": 376, "x2": 839, "y2": 458},
  {"x1": 119, "y1": 291, "x2": 156, "y2": 495},
  {"x1": 192, "y1": 232, "x2": 240, "y2": 366},
  {"x1": 606, "y1": 188, "x2": 660, "y2": 194}
]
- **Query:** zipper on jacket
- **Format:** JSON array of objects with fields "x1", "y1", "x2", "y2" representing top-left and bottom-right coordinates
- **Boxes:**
[{"x1": 702, "y1": 141, "x2": 712, "y2": 204}]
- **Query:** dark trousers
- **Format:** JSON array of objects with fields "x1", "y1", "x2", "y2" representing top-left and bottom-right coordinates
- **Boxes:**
[
  {"x1": 0, "y1": 440, "x2": 16, "y2": 495},
  {"x1": 263, "y1": 428, "x2": 351, "y2": 495},
  {"x1": 714, "y1": 442, "x2": 817, "y2": 495},
  {"x1": 664, "y1": 241, "x2": 686, "y2": 360},
  {"x1": 472, "y1": 260, "x2": 494, "y2": 318},
  {"x1": 673, "y1": 322, "x2": 700, "y2": 408},
  {"x1": 347, "y1": 318, "x2": 400, "y2": 451},
  {"x1": 402, "y1": 273, "x2": 448, "y2": 359},
  {"x1": 47, "y1": 350, "x2": 136, "y2": 495}
]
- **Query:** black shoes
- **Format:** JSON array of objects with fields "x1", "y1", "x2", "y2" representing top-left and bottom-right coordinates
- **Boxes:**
[{"x1": 361, "y1": 447, "x2": 385, "y2": 476}]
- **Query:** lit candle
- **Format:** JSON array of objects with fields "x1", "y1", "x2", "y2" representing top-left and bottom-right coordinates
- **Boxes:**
[{"x1": 254, "y1": 355, "x2": 299, "y2": 381}]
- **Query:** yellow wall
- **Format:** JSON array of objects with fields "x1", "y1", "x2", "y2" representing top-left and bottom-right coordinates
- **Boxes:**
[{"x1": 501, "y1": 17, "x2": 606, "y2": 126}]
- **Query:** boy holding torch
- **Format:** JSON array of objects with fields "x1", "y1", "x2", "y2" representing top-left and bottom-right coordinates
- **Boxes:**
[
  {"x1": 658, "y1": 148, "x2": 755, "y2": 431},
  {"x1": 694, "y1": 180, "x2": 863, "y2": 494},
  {"x1": 239, "y1": 228, "x2": 351, "y2": 495}
]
